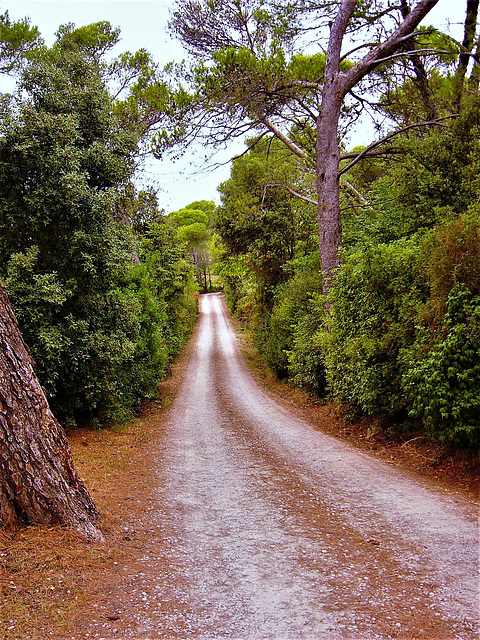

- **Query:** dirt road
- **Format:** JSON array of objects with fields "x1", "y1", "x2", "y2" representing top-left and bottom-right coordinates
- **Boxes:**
[{"x1": 85, "y1": 293, "x2": 478, "y2": 639}]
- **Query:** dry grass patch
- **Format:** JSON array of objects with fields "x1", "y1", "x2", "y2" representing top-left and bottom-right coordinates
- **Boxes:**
[{"x1": 1, "y1": 526, "x2": 114, "y2": 639}]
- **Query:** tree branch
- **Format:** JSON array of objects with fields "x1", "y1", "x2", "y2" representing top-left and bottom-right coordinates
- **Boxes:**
[
  {"x1": 340, "y1": 148, "x2": 401, "y2": 160},
  {"x1": 262, "y1": 117, "x2": 309, "y2": 161},
  {"x1": 338, "y1": 116, "x2": 457, "y2": 176},
  {"x1": 339, "y1": 30, "x2": 431, "y2": 64},
  {"x1": 265, "y1": 183, "x2": 318, "y2": 206},
  {"x1": 342, "y1": 180, "x2": 369, "y2": 206},
  {"x1": 371, "y1": 47, "x2": 449, "y2": 66},
  {"x1": 341, "y1": 0, "x2": 441, "y2": 94},
  {"x1": 231, "y1": 131, "x2": 269, "y2": 160}
]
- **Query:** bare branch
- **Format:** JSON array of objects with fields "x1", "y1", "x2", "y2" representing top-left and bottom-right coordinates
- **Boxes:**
[
  {"x1": 294, "y1": 96, "x2": 319, "y2": 121},
  {"x1": 340, "y1": 198, "x2": 396, "y2": 213},
  {"x1": 340, "y1": 30, "x2": 436, "y2": 63},
  {"x1": 265, "y1": 183, "x2": 318, "y2": 206},
  {"x1": 340, "y1": 41, "x2": 383, "y2": 63},
  {"x1": 338, "y1": 116, "x2": 457, "y2": 176},
  {"x1": 340, "y1": 195, "x2": 361, "y2": 218},
  {"x1": 343, "y1": 180, "x2": 369, "y2": 206},
  {"x1": 371, "y1": 47, "x2": 449, "y2": 66},
  {"x1": 231, "y1": 131, "x2": 268, "y2": 160},
  {"x1": 341, "y1": 0, "x2": 441, "y2": 94},
  {"x1": 277, "y1": 79, "x2": 323, "y2": 91},
  {"x1": 348, "y1": 88, "x2": 379, "y2": 109},
  {"x1": 340, "y1": 148, "x2": 401, "y2": 160},
  {"x1": 262, "y1": 117, "x2": 309, "y2": 161}
]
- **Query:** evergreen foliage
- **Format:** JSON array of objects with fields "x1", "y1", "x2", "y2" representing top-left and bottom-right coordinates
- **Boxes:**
[
  {"x1": 0, "y1": 21, "x2": 197, "y2": 427},
  {"x1": 216, "y1": 95, "x2": 480, "y2": 450}
]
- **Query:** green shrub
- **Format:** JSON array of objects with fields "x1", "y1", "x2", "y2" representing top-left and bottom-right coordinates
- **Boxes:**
[
  {"x1": 322, "y1": 239, "x2": 423, "y2": 419},
  {"x1": 403, "y1": 284, "x2": 480, "y2": 448},
  {"x1": 288, "y1": 292, "x2": 327, "y2": 395},
  {"x1": 421, "y1": 209, "x2": 480, "y2": 319},
  {"x1": 260, "y1": 254, "x2": 323, "y2": 377}
]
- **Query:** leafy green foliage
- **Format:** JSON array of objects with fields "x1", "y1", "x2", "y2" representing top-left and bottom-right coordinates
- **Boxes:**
[
  {"x1": 400, "y1": 210, "x2": 480, "y2": 447},
  {"x1": 0, "y1": 11, "x2": 42, "y2": 73},
  {"x1": 216, "y1": 109, "x2": 479, "y2": 450},
  {"x1": 0, "y1": 22, "x2": 197, "y2": 427},
  {"x1": 266, "y1": 254, "x2": 324, "y2": 386},
  {"x1": 288, "y1": 293, "x2": 326, "y2": 396},
  {"x1": 216, "y1": 137, "x2": 317, "y2": 310},
  {"x1": 322, "y1": 240, "x2": 423, "y2": 420},
  {"x1": 403, "y1": 285, "x2": 480, "y2": 447},
  {"x1": 167, "y1": 201, "x2": 216, "y2": 292},
  {"x1": 421, "y1": 208, "x2": 480, "y2": 317},
  {"x1": 141, "y1": 216, "x2": 198, "y2": 357},
  {"x1": 391, "y1": 110, "x2": 480, "y2": 235}
]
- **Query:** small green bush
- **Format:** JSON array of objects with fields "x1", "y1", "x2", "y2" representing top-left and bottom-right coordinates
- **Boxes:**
[
  {"x1": 288, "y1": 292, "x2": 327, "y2": 395},
  {"x1": 403, "y1": 284, "x2": 480, "y2": 448},
  {"x1": 261, "y1": 255, "x2": 323, "y2": 378},
  {"x1": 322, "y1": 239, "x2": 423, "y2": 419}
]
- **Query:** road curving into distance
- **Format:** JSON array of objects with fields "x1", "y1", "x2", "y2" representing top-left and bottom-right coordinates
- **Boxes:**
[{"x1": 89, "y1": 292, "x2": 479, "y2": 640}]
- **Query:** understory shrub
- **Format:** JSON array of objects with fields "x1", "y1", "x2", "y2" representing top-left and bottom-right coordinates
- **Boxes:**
[
  {"x1": 322, "y1": 238, "x2": 423, "y2": 421},
  {"x1": 322, "y1": 209, "x2": 480, "y2": 447},
  {"x1": 403, "y1": 284, "x2": 480, "y2": 448},
  {"x1": 5, "y1": 221, "x2": 198, "y2": 427},
  {"x1": 260, "y1": 254, "x2": 323, "y2": 378},
  {"x1": 401, "y1": 210, "x2": 480, "y2": 448},
  {"x1": 288, "y1": 291, "x2": 326, "y2": 396}
]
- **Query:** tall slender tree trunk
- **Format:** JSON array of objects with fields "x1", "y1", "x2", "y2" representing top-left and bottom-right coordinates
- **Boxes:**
[
  {"x1": 316, "y1": 98, "x2": 343, "y2": 294},
  {"x1": 192, "y1": 248, "x2": 201, "y2": 287},
  {"x1": 454, "y1": 0, "x2": 480, "y2": 107},
  {"x1": 315, "y1": 0, "x2": 440, "y2": 297},
  {"x1": 471, "y1": 37, "x2": 480, "y2": 90},
  {"x1": 316, "y1": 0, "x2": 356, "y2": 296},
  {"x1": 0, "y1": 283, "x2": 102, "y2": 540}
]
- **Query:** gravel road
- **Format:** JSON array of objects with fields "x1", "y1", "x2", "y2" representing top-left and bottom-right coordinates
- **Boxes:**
[{"x1": 88, "y1": 292, "x2": 479, "y2": 640}]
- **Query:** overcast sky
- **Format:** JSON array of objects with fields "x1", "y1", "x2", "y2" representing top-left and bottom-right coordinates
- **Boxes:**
[{"x1": 1, "y1": 0, "x2": 467, "y2": 212}]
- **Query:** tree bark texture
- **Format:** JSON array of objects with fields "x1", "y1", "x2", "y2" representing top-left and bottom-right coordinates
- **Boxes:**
[
  {"x1": 455, "y1": 0, "x2": 479, "y2": 105},
  {"x1": 316, "y1": 0, "x2": 356, "y2": 292},
  {"x1": 316, "y1": 0, "x2": 440, "y2": 295},
  {"x1": 0, "y1": 283, "x2": 102, "y2": 540}
]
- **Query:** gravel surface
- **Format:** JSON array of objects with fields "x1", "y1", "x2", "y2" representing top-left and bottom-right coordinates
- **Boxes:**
[{"x1": 82, "y1": 293, "x2": 479, "y2": 640}]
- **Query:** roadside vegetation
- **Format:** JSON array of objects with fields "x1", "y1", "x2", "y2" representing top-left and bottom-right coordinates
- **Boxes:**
[
  {"x1": 215, "y1": 102, "x2": 480, "y2": 451},
  {"x1": 0, "y1": 0, "x2": 478, "y2": 554},
  {"x1": 162, "y1": 0, "x2": 480, "y2": 453},
  {"x1": 0, "y1": 20, "x2": 199, "y2": 429}
]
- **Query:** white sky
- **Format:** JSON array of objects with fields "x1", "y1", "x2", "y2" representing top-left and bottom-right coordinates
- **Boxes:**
[{"x1": 0, "y1": 0, "x2": 468, "y2": 212}]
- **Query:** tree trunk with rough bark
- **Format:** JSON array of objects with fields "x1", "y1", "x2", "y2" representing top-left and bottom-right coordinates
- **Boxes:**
[
  {"x1": 316, "y1": 0, "x2": 356, "y2": 292},
  {"x1": 454, "y1": 0, "x2": 479, "y2": 106},
  {"x1": 0, "y1": 283, "x2": 102, "y2": 540},
  {"x1": 316, "y1": 0, "x2": 440, "y2": 295}
]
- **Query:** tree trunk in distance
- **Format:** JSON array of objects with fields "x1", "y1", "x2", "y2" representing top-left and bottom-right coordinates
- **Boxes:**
[
  {"x1": 455, "y1": 0, "x2": 480, "y2": 106},
  {"x1": 0, "y1": 283, "x2": 102, "y2": 541}
]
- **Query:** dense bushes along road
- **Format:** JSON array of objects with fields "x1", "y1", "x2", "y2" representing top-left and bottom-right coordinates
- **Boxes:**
[{"x1": 216, "y1": 103, "x2": 480, "y2": 451}]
